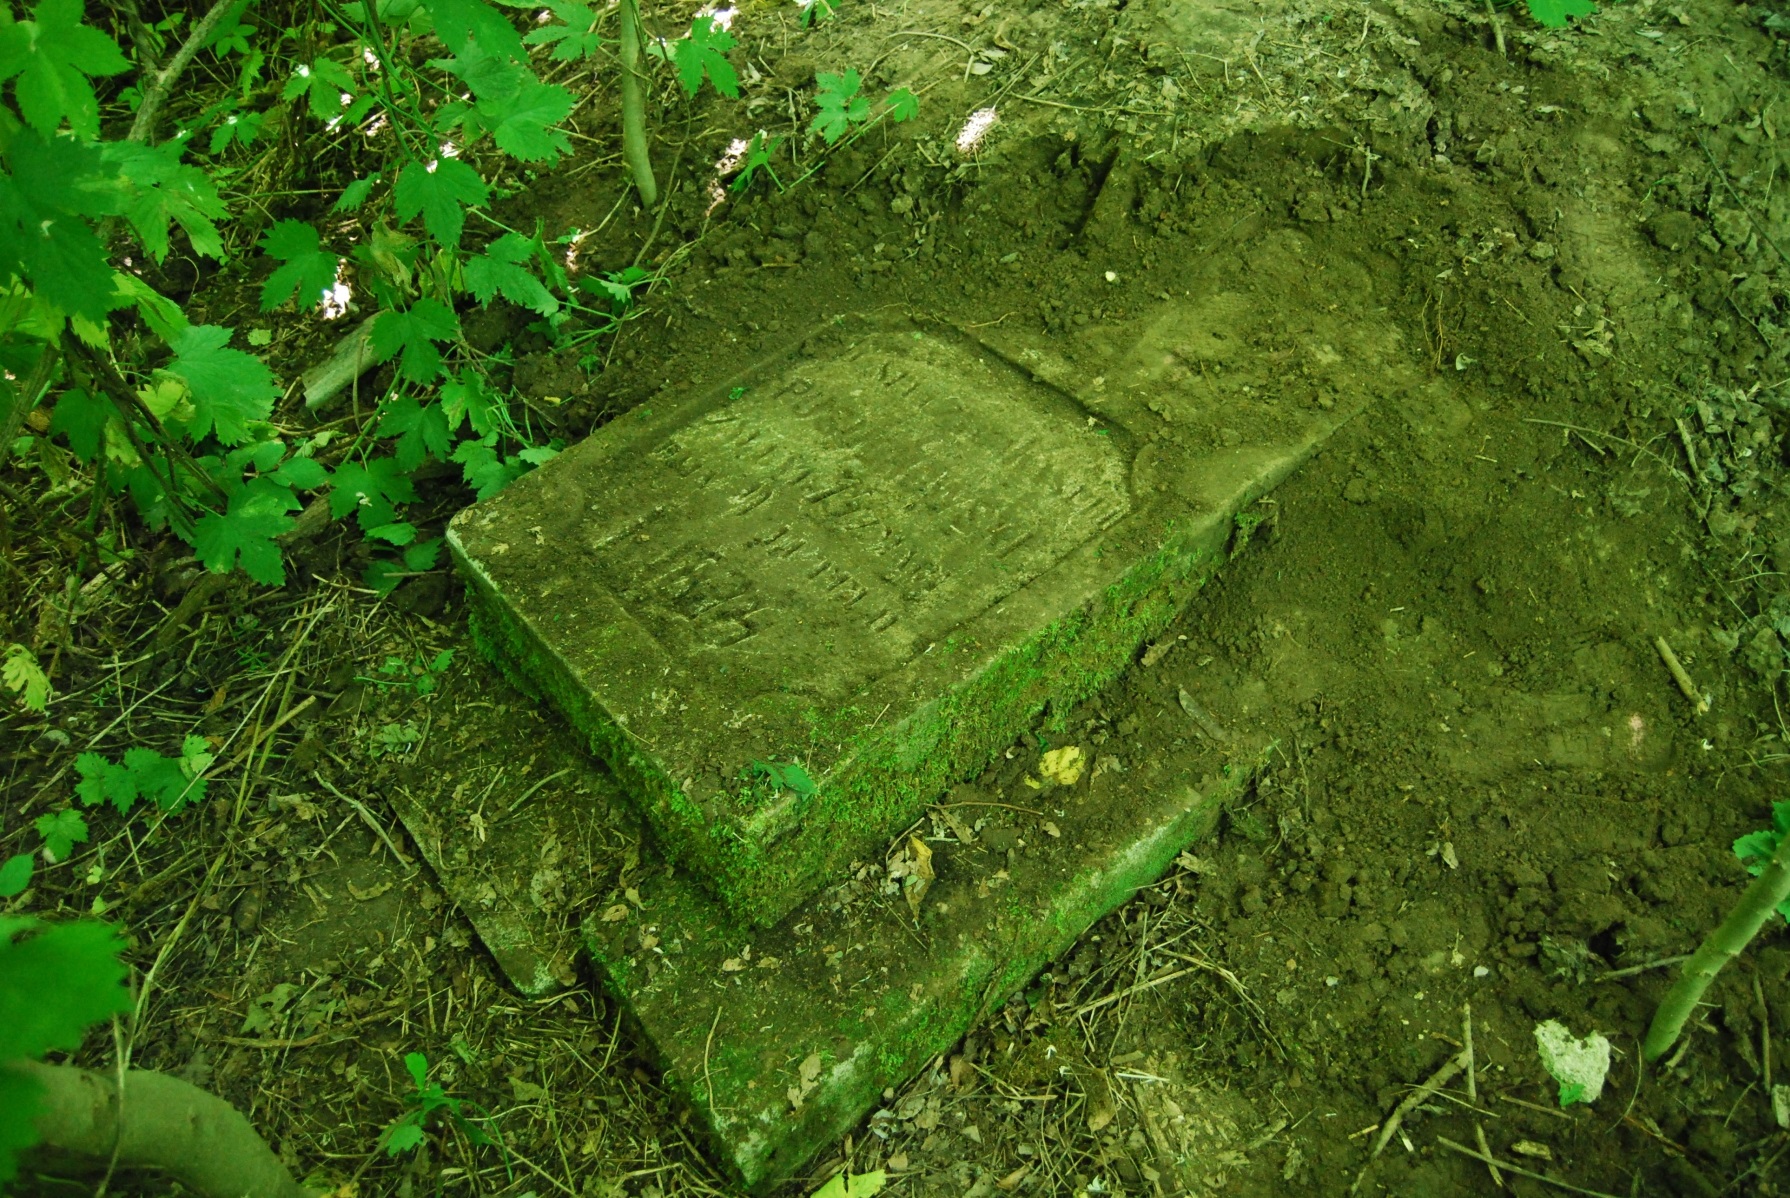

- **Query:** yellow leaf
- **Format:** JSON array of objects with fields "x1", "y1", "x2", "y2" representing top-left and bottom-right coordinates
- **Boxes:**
[
  {"x1": 810, "y1": 1170, "x2": 886, "y2": 1198},
  {"x1": 1039, "y1": 745, "x2": 1085, "y2": 786}
]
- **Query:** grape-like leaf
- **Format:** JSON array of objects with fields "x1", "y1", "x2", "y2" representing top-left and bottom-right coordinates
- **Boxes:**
[
  {"x1": 450, "y1": 437, "x2": 525, "y2": 498},
  {"x1": 0, "y1": 130, "x2": 121, "y2": 320},
  {"x1": 0, "y1": 0, "x2": 131, "y2": 138},
  {"x1": 522, "y1": 0, "x2": 601, "y2": 60},
  {"x1": 425, "y1": 0, "x2": 525, "y2": 59},
  {"x1": 377, "y1": 396, "x2": 453, "y2": 470},
  {"x1": 810, "y1": 70, "x2": 868, "y2": 144},
  {"x1": 0, "y1": 917, "x2": 131, "y2": 1061},
  {"x1": 477, "y1": 77, "x2": 573, "y2": 162},
  {"x1": 258, "y1": 220, "x2": 340, "y2": 311},
  {"x1": 33, "y1": 810, "x2": 87, "y2": 862},
  {"x1": 441, "y1": 368, "x2": 507, "y2": 438},
  {"x1": 166, "y1": 325, "x2": 280, "y2": 446},
  {"x1": 1525, "y1": 0, "x2": 1595, "y2": 26},
  {"x1": 463, "y1": 232, "x2": 558, "y2": 316},
  {"x1": 328, "y1": 455, "x2": 417, "y2": 531},
  {"x1": 280, "y1": 57, "x2": 357, "y2": 120},
  {"x1": 108, "y1": 140, "x2": 228, "y2": 261},
  {"x1": 206, "y1": 110, "x2": 265, "y2": 155},
  {"x1": 394, "y1": 157, "x2": 488, "y2": 248},
  {"x1": 269, "y1": 453, "x2": 328, "y2": 490},
  {"x1": 673, "y1": 15, "x2": 739, "y2": 98},
  {"x1": 334, "y1": 173, "x2": 380, "y2": 212},
  {"x1": 371, "y1": 298, "x2": 459, "y2": 383},
  {"x1": 886, "y1": 87, "x2": 918, "y2": 123},
  {"x1": 192, "y1": 478, "x2": 298, "y2": 585},
  {"x1": 48, "y1": 388, "x2": 110, "y2": 461}
]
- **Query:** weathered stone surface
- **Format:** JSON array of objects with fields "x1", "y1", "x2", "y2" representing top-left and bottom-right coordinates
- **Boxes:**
[
  {"x1": 450, "y1": 298, "x2": 1380, "y2": 926},
  {"x1": 584, "y1": 741, "x2": 1266, "y2": 1193}
]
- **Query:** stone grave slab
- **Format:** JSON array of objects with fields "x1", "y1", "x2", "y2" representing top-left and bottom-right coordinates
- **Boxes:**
[{"x1": 447, "y1": 307, "x2": 1363, "y2": 927}]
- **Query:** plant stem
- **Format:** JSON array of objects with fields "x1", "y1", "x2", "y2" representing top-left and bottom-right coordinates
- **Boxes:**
[
  {"x1": 0, "y1": 337, "x2": 60, "y2": 470},
  {"x1": 128, "y1": 0, "x2": 251, "y2": 143},
  {"x1": 1644, "y1": 829, "x2": 1790, "y2": 1061},
  {"x1": 618, "y1": 0, "x2": 658, "y2": 207}
]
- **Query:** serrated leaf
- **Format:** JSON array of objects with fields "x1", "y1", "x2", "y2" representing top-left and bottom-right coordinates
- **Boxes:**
[
  {"x1": 810, "y1": 70, "x2": 867, "y2": 144},
  {"x1": 368, "y1": 521, "x2": 417, "y2": 545},
  {"x1": 425, "y1": 0, "x2": 524, "y2": 58},
  {"x1": 673, "y1": 15, "x2": 738, "y2": 98},
  {"x1": 108, "y1": 139, "x2": 228, "y2": 262},
  {"x1": 166, "y1": 325, "x2": 279, "y2": 446},
  {"x1": 1525, "y1": 0, "x2": 1595, "y2": 26},
  {"x1": 463, "y1": 233, "x2": 557, "y2": 316},
  {"x1": 5, "y1": 0, "x2": 130, "y2": 138},
  {"x1": 0, "y1": 854, "x2": 30, "y2": 899},
  {"x1": 886, "y1": 87, "x2": 918, "y2": 123},
  {"x1": 0, "y1": 130, "x2": 120, "y2": 321},
  {"x1": 34, "y1": 809, "x2": 87, "y2": 862},
  {"x1": 0, "y1": 918, "x2": 131, "y2": 1061},
  {"x1": 110, "y1": 271, "x2": 188, "y2": 341},
  {"x1": 522, "y1": 0, "x2": 601, "y2": 60},
  {"x1": 468, "y1": 76, "x2": 573, "y2": 162},
  {"x1": 328, "y1": 455, "x2": 417, "y2": 531},
  {"x1": 47, "y1": 388, "x2": 109, "y2": 461},
  {"x1": 2, "y1": 644, "x2": 50, "y2": 712},
  {"x1": 377, "y1": 396, "x2": 453, "y2": 470},
  {"x1": 385, "y1": 1117, "x2": 426, "y2": 1156},
  {"x1": 371, "y1": 298, "x2": 459, "y2": 383},
  {"x1": 404, "y1": 537, "x2": 443, "y2": 571},
  {"x1": 394, "y1": 157, "x2": 488, "y2": 248},
  {"x1": 281, "y1": 57, "x2": 357, "y2": 120},
  {"x1": 334, "y1": 173, "x2": 380, "y2": 212},
  {"x1": 441, "y1": 368, "x2": 506, "y2": 438},
  {"x1": 450, "y1": 437, "x2": 523, "y2": 498},
  {"x1": 258, "y1": 220, "x2": 340, "y2": 311},
  {"x1": 192, "y1": 478, "x2": 298, "y2": 585}
]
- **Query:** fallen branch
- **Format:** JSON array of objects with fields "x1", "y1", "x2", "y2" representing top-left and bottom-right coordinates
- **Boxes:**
[
  {"x1": 1350, "y1": 1049, "x2": 1468, "y2": 1194},
  {"x1": 1435, "y1": 1135, "x2": 1623, "y2": 1198},
  {"x1": 12, "y1": 1059, "x2": 313, "y2": 1198}
]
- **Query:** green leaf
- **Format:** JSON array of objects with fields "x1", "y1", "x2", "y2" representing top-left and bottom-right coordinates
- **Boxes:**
[
  {"x1": 394, "y1": 157, "x2": 488, "y2": 248},
  {"x1": 368, "y1": 521, "x2": 417, "y2": 546},
  {"x1": 34, "y1": 809, "x2": 87, "y2": 862},
  {"x1": 0, "y1": 130, "x2": 121, "y2": 321},
  {"x1": 522, "y1": 0, "x2": 601, "y2": 60},
  {"x1": 425, "y1": 0, "x2": 525, "y2": 59},
  {"x1": 811, "y1": 1169, "x2": 886, "y2": 1198},
  {"x1": 378, "y1": 396, "x2": 453, "y2": 470},
  {"x1": 885, "y1": 87, "x2": 918, "y2": 123},
  {"x1": 406, "y1": 538, "x2": 443, "y2": 571},
  {"x1": 334, "y1": 173, "x2": 380, "y2": 212},
  {"x1": 1525, "y1": 0, "x2": 1595, "y2": 25},
  {"x1": 463, "y1": 232, "x2": 558, "y2": 316},
  {"x1": 47, "y1": 388, "x2": 109, "y2": 461},
  {"x1": 810, "y1": 70, "x2": 868, "y2": 144},
  {"x1": 478, "y1": 76, "x2": 573, "y2": 162},
  {"x1": 269, "y1": 453, "x2": 328, "y2": 490},
  {"x1": 441, "y1": 368, "x2": 507, "y2": 438},
  {"x1": 2, "y1": 0, "x2": 130, "y2": 138},
  {"x1": 166, "y1": 325, "x2": 280, "y2": 445},
  {"x1": 328, "y1": 456, "x2": 416, "y2": 531},
  {"x1": 258, "y1": 220, "x2": 340, "y2": 311},
  {"x1": 2, "y1": 644, "x2": 50, "y2": 712},
  {"x1": 192, "y1": 478, "x2": 297, "y2": 584},
  {"x1": 110, "y1": 271, "x2": 188, "y2": 341},
  {"x1": 384, "y1": 1117, "x2": 425, "y2": 1156},
  {"x1": 280, "y1": 57, "x2": 357, "y2": 121},
  {"x1": 450, "y1": 437, "x2": 525, "y2": 498},
  {"x1": 0, "y1": 854, "x2": 30, "y2": 898},
  {"x1": 74, "y1": 751, "x2": 131, "y2": 812},
  {"x1": 673, "y1": 15, "x2": 739, "y2": 98},
  {"x1": 371, "y1": 298, "x2": 459, "y2": 383},
  {"x1": 0, "y1": 918, "x2": 132, "y2": 1062},
  {"x1": 108, "y1": 139, "x2": 228, "y2": 262}
]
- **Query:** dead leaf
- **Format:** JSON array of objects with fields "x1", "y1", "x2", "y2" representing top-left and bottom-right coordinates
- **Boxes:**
[
  {"x1": 1511, "y1": 1141, "x2": 1553, "y2": 1160},
  {"x1": 809, "y1": 1170, "x2": 886, "y2": 1198},
  {"x1": 509, "y1": 1076, "x2": 548, "y2": 1103},
  {"x1": 599, "y1": 904, "x2": 629, "y2": 922},
  {"x1": 887, "y1": 1153, "x2": 909, "y2": 1172},
  {"x1": 1141, "y1": 639, "x2": 1175, "y2": 667},
  {"x1": 996, "y1": 1165, "x2": 1031, "y2": 1191},
  {"x1": 1042, "y1": 821, "x2": 1061, "y2": 838},
  {"x1": 1441, "y1": 841, "x2": 1460, "y2": 870},
  {"x1": 800, "y1": 1052, "x2": 823, "y2": 1084},
  {"x1": 721, "y1": 957, "x2": 746, "y2": 972},
  {"x1": 904, "y1": 835, "x2": 934, "y2": 919},
  {"x1": 949, "y1": 1054, "x2": 976, "y2": 1091},
  {"x1": 347, "y1": 880, "x2": 392, "y2": 902},
  {"x1": 1039, "y1": 745, "x2": 1085, "y2": 786},
  {"x1": 940, "y1": 807, "x2": 977, "y2": 843}
]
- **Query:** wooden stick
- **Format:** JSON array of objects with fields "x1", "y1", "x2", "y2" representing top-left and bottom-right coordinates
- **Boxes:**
[
  {"x1": 1350, "y1": 1050, "x2": 1468, "y2": 1193},
  {"x1": 1655, "y1": 636, "x2": 1710, "y2": 715},
  {"x1": 1436, "y1": 1136, "x2": 1624, "y2": 1198}
]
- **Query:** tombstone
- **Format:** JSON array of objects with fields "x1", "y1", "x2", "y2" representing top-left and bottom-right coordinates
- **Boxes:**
[{"x1": 439, "y1": 268, "x2": 1411, "y2": 1187}]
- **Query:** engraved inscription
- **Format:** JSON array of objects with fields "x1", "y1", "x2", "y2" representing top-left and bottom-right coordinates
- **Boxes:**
[{"x1": 581, "y1": 332, "x2": 1130, "y2": 685}]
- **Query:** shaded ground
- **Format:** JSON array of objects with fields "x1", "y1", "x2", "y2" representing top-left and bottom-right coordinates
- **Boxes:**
[{"x1": 5, "y1": 0, "x2": 1790, "y2": 1193}]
